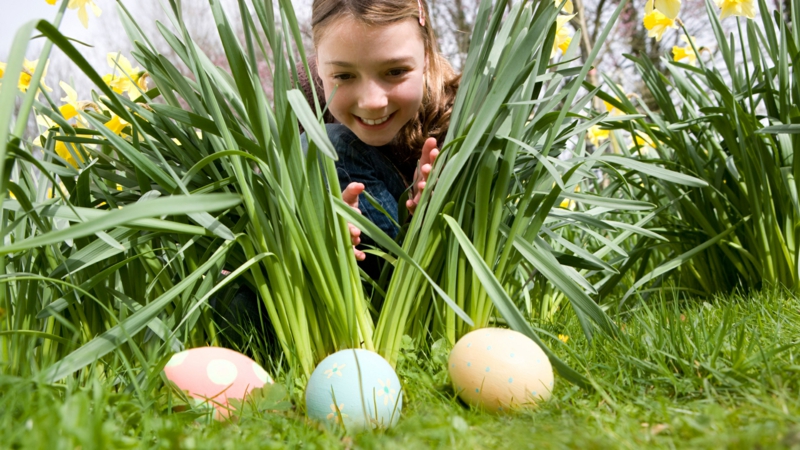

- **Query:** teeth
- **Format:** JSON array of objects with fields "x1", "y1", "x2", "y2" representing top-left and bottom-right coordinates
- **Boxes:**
[{"x1": 362, "y1": 115, "x2": 390, "y2": 126}]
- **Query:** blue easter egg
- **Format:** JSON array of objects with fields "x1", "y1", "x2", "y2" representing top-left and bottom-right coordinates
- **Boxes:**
[{"x1": 306, "y1": 349, "x2": 402, "y2": 430}]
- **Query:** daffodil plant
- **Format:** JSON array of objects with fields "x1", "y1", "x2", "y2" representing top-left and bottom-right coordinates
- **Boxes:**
[
  {"x1": 1, "y1": 0, "x2": 710, "y2": 390},
  {"x1": 594, "y1": 0, "x2": 799, "y2": 297}
]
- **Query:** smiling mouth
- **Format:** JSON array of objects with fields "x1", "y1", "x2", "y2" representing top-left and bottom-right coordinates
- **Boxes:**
[{"x1": 356, "y1": 112, "x2": 393, "y2": 126}]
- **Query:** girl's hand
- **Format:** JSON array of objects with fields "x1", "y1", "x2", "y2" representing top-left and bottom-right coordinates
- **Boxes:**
[
  {"x1": 406, "y1": 137, "x2": 439, "y2": 215},
  {"x1": 342, "y1": 182, "x2": 367, "y2": 261}
]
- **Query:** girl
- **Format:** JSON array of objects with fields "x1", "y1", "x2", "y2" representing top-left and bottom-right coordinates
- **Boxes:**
[
  {"x1": 300, "y1": 0, "x2": 460, "y2": 261},
  {"x1": 220, "y1": 0, "x2": 459, "y2": 325}
]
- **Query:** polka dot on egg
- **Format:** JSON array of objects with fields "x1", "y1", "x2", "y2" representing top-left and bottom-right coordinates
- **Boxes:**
[
  {"x1": 166, "y1": 350, "x2": 189, "y2": 367},
  {"x1": 475, "y1": 388, "x2": 480, "y2": 393},
  {"x1": 467, "y1": 362, "x2": 471, "y2": 367},
  {"x1": 252, "y1": 362, "x2": 271, "y2": 384},
  {"x1": 451, "y1": 363, "x2": 455, "y2": 368},
  {"x1": 207, "y1": 359, "x2": 238, "y2": 385},
  {"x1": 510, "y1": 353, "x2": 514, "y2": 358},
  {"x1": 166, "y1": 351, "x2": 188, "y2": 367},
  {"x1": 485, "y1": 367, "x2": 490, "y2": 372},
  {"x1": 487, "y1": 346, "x2": 492, "y2": 350},
  {"x1": 508, "y1": 377, "x2": 513, "y2": 383}
]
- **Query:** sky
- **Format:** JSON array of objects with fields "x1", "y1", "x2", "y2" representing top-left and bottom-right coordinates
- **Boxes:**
[
  {"x1": 1, "y1": 0, "x2": 314, "y2": 61},
  {"x1": 0, "y1": 1, "x2": 312, "y2": 87},
  {"x1": 0, "y1": 1, "x2": 92, "y2": 61}
]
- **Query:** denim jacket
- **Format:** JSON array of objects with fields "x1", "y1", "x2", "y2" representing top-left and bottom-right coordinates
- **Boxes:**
[{"x1": 301, "y1": 124, "x2": 408, "y2": 238}]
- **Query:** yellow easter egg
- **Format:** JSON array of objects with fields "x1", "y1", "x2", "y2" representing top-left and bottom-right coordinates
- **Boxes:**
[{"x1": 448, "y1": 328, "x2": 554, "y2": 412}]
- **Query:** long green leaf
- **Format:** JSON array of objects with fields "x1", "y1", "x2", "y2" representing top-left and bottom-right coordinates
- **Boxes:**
[
  {"x1": 38, "y1": 239, "x2": 236, "y2": 383},
  {"x1": 442, "y1": 215, "x2": 590, "y2": 388},
  {"x1": 334, "y1": 200, "x2": 473, "y2": 326},
  {"x1": 0, "y1": 194, "x2": 240, "y2": 254},
  {"x1": 621, "y1": 221, "x2": 743, "y2": 304}
]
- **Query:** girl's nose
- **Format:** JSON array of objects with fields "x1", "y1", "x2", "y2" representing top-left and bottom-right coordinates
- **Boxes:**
[{"x1": 358, "y1": 79, "x2": 389, "y2": 110}]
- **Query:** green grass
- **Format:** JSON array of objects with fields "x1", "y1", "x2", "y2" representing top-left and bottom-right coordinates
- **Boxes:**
[{"x1": 2, "y1": 287, "x2": 798, "y2": 449}]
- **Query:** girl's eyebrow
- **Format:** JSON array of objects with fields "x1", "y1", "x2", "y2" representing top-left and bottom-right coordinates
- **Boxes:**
[{"x1": 324, "y1": 57, "x2": 417, "y2": 67}]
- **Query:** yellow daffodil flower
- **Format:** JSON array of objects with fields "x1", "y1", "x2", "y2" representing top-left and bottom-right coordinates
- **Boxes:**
[
  {"x1": 22, "y1": 59, "x2": 52, "y2": 93},
  {"x1": 59, "y1": 81, "x2": 80, "y2": 120},
  {"x1": 103, "y1": 53, "x2": 148, "y2": 99},
  {"x1": 672, "y1": 35, "x2": 698, "y2": 65},
  {"x1": 630, "y1": 132, "x2": 660, "y2": 157},
  {"x1": 68, "y1": 0, "x2": 102, "y2": 28},
  {"x1": 587, "y1": 125, "x2": 610, "y2": 147},
  {"x1": 47, "y1": 182, "x2": 69, "y2": 199},
  {"x1": 633, "y1": 132, "x2": 656, "y2": 149},
  {"x1": 36, "y1": 113, "x2": 57, "y2": 133},
  {"x1": 559, "y1": 185, "x2": 580, "y2": 209},
  {"x1": 46, "y1": 0, "x2": 57, "y2": 4},
  {"x1": 552, "y1": 14, "x2": 576, "y2": 57},
  {"x1": 672, "y1": 46, "x2": 695, "y2": 64},
  {"x1": 654, "y1": 0, "x2": 681, "y2": 19},
  {"x1": 0, "y1": 59, "x2": 51, "y2": 94},
  {"x1": 58, "y1": 81, "x2": 98, "y2": 126},
  {"x1": 603, "y1": 85, "x2": 628, "y2": 116},
  {"x1": 55, "y1": 140, "x2": 84, "y2": 169},
  {"x1": 633, "y1": 135, "x2": 651, "y2": 148},
  {"x1": 558, "y1": 37, "x2": 572, "y2": 55},
  {"x1": 643, "y1": 0, "x2": 677, "y2": 41},
  {"x1": 715, "y1": 0, "x2": 755, "y2": 19},
  {"x1": 555, "y1": 0, "x2": 574, "y2": 14},
  {"x1": 104, "y1": 114, "x2": 129, "y2": 135}
]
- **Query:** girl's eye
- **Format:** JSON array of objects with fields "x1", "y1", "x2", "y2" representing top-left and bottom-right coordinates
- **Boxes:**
[
  {"x1": 387, "y1": 68, "x2": 409, "y2": 77},
  {"x1": 333, "y1": 73, "x2": 353, "y2": 81}
]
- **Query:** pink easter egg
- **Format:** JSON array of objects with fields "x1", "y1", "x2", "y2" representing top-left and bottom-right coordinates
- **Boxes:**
[{"x1": 163, "y1": 347, "x2": 273, "y2": 417}]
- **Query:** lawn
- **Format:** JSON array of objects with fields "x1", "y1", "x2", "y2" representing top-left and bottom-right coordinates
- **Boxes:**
[
  {"x1": 2, "y1": 288, "x2": 798, "y2": 449},
  {"x1": 2, "y1": 0, "x2": 799, "y2": 448}
]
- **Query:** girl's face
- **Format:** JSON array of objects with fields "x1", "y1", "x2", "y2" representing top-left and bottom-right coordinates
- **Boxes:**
[{"x1": 316, "y1": 16, "x2": 426, "y2": 147}]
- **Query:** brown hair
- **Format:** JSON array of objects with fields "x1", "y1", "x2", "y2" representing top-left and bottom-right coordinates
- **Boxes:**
[{"x1": 310, "y1": 0, "x2": 460, "y2": 182}]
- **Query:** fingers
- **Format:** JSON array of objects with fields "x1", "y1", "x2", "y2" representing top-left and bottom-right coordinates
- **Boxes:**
[
  {"x1": 419, "y1": 137, "x2": 438, "y2": 166},
  {"x1": 406, "y1": 179, "x2": 427, "y2": 215},
  {"x1": 430, "y1": 147, "x2": 439, "y2": 161},
  {"x1": 343, "y1": 183, "x2": 367, "y2": 261},
  {"x1": 408, "y1": 138, "x2": 439, "y2": 215},
  {"x1": 353, "y1": 247, "x2": 366, "y2": 261},
  {"x1": 342, "y1": 182, "x2": 365, "y2": 209},
  {"x1": 420, "y1": 163, "x2": 431, "y2": 179},
  {"x1": 347, "y1": 222, "x2": 365, "y2": 261},
  {"x1": 348, "y1": 223, "x2": 361, "y2": 246},
  {"x1": 416, "y1": 181, "x2": 426, "y2": 200},
  {"x1": 414, "y1": 142, "x2": 439, "y2": 188},
  {"x1": 406, "y1": 198, "x2": 417, "y2": 215}
]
